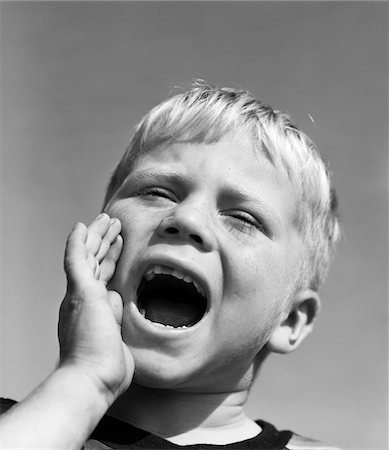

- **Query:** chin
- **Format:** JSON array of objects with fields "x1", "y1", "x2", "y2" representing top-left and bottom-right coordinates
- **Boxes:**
[
  {"x1": 131, "y1": 355, "x2": 195, "y2": 390},
  {"x1": 130, "y1": 349, "x2": 247, "y2": 394}
]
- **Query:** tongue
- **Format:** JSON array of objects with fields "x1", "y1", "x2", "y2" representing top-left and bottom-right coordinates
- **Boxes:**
[{"x1": 143, "y1": 296, "x2": 200, "y2": 327}]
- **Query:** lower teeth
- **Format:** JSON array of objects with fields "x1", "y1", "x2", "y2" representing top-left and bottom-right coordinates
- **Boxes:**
[{"x1": 142, "y1": 315, "x2": 189, "y2": 329}]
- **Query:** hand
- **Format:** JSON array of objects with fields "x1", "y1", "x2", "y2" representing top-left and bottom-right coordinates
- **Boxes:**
[{"x1": 58, "y1": 213, "x2": 134, "y2": 402}]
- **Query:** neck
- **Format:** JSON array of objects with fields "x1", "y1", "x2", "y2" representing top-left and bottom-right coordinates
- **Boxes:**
[{"x1": 108, "y1": 383, "x2": 261, "y2": 445}]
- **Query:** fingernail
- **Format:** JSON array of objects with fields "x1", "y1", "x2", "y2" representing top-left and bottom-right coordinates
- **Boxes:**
[
  {"x1": 110, "y1": 218, "x2": 117, "y2": 224},
  {"x1": 96, "y1": 213, "x2": 106, "y2": 220}
]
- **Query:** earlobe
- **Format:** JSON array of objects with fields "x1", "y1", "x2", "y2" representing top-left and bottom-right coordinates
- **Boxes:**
[{"x1": 267, "y1": 290, "x2": 321, "y2": 354}]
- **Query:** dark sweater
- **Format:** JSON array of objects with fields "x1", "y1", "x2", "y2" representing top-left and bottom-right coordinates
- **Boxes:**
[{"x1": 0, "y1": 397, "x2": 341, "y2": 450}]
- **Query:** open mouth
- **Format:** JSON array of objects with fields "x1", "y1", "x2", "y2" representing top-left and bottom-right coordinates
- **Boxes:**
[{"x1": 136, "y1": 265, "x2": 207, "y2": 329}]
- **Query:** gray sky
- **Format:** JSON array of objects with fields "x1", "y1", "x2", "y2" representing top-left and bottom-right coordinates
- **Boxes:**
[{"x1": 1, "y1": 3, "x2": 388, "y2": 448}]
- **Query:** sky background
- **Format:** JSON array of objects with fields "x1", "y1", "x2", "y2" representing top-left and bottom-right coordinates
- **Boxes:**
[{"x1": 1, "y1": 2, "x2": 387, "y2": 449}]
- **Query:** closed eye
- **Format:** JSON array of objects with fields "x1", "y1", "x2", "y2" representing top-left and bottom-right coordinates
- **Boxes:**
[
  {"x1": 223, "y1": 211, "x2": 269, "y2": 237},
  {"x1": 137, "y1": 187, "x2": 177, "y2": 202}
]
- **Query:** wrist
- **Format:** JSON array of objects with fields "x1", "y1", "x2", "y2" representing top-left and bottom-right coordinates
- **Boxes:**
[{"x1": 55, "y1": 362, "x2": 118, "y2": 410}]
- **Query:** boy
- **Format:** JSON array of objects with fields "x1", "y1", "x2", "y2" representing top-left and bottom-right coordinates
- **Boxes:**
[{"x1": 1, "y1": 82, "x2": 341, "y2": 449}]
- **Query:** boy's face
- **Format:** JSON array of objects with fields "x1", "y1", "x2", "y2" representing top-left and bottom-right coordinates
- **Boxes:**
[{"x1": 105, "y1": 131, "x2": 304, "y2": 392}]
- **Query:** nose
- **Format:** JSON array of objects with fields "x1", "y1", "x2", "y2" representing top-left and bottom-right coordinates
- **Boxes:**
[{"x1": 156, "y1": 203, "x2": 216, "y2": 252}]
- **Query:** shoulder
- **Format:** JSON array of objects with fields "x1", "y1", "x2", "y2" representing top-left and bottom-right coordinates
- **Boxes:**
[
  {"x1": 257, "y1": 419, "x2": 342, "y2": 450},
  {"x1": 285, "y1": 432, "x2": 343, "y2": 450}
]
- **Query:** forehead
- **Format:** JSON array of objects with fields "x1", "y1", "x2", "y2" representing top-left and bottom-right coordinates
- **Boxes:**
[{"x1": 130, "y1": 132, "x2": 299, "y2": 232}]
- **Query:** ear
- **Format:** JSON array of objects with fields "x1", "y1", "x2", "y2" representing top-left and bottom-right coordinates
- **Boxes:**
[{"x1": 267, "y1": 290, "x2": 321, "y2": 354}]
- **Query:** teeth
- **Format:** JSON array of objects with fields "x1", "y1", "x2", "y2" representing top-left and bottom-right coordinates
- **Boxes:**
[
  {"x1": 143, "y1": 264, "x2": 206, "y2": 298},
  {"x1": 154, "y1": 265, "x2": 162, "y2": 274},
  {"x1": 144, "y1": 272, "x2": 155, "y2": 281},
  {"x1": 193, "y1": 280, "x2": 205, "y2": 297},
  {"x1": 143, "y1": 317, "x2": 189, "y2": 330},
  {"x1": 172, "y1": 270, "x2": 184, "y2": 280}
]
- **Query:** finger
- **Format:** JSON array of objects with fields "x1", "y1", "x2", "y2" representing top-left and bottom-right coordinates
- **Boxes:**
[
  {"x1": 107, "y1": 290, "x2": 123, "y2": 326},
  {"x1": 94, "y1": 262, "x2": 101, "y2": 279},
  {"x1": 100, "y1": 235, "x2": 123, "y2": 284},
  {"x1": 85, "y1": 213, "x2": 111, "y2": 256},
  {"x1": 95, "y1": 218, "x2": 122, "y2": 262},
  {"x1": 86, "y1": 253, "x2": 99, "y2": 277},
  {"x1": 64, "y1": 222, "x2": 88, "y2": 278}
]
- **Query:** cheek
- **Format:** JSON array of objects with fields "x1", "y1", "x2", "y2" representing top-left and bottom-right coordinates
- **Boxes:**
[
  {"x1": 226, "y1": 252, "x2": 280, "y2": 302},
  {"x1": 106, "y1": 202, "x2": 134, "y2": 230},
  {"x1": 105, "y1": 204, "x2": 146, "y2": 282},
  {"x1": 223, "y1": 250, "x2": 292, "y2": 332},
  {"x1": 211, "y1": 306, "x2": 271, "y2": 372},
  {"x1": 107, "y1": 203, "x2": 148, "y2": 247}
]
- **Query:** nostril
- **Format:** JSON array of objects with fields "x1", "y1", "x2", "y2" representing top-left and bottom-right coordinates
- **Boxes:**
[
  {"x1": 190, "y1": 234, "x2": 203, "y2": 244},
  {"x1": 165, "y1": 226, "x2": 179, "y2": 235}
]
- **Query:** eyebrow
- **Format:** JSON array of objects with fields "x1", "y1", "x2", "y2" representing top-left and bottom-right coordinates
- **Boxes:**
[{"x1": 128, "y1": 168, "x2": 192, "y2": 186}]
